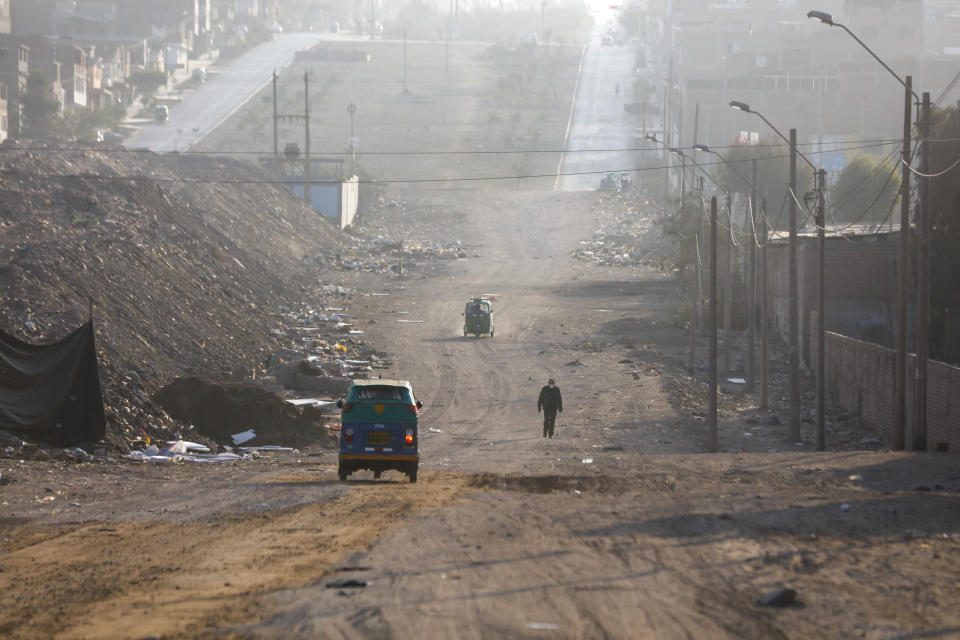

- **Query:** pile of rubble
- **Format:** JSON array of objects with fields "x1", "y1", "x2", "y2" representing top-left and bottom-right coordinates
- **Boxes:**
[{"x1": 572, "y1": 190, "x2": 672, "y2": 268}]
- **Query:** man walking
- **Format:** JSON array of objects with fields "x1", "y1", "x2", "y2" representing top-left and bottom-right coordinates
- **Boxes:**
[{"x1": 537, "y1": 378, "x2": 563, "y2": 438}]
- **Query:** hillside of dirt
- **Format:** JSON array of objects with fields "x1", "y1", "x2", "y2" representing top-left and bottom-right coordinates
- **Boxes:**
[{"x1": 0, "y1": 141, "x2": 357, "y2": 448}]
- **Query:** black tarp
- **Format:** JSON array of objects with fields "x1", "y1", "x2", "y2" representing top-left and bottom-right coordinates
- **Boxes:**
[{"x1": 0, "y1": 320, "x2": 106, "y2": 445}]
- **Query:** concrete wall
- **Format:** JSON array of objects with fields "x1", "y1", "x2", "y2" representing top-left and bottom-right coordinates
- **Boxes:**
[
  {"x1": 290, "y1": 175, "x2": 357, "y2": 230},
  {"x1": 825, "y1": 331, "x2": 960, "y2": 452}
]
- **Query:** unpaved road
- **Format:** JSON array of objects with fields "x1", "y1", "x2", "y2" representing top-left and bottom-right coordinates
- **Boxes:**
[{"x1": 3, "y1": 188, "x2": 960, "y2": 640}]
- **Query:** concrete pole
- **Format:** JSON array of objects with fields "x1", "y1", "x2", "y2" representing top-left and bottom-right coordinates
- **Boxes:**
[
  {"x1": 709, "y1": 196, "x2": 719, "y2": 453},
  {"x1": 789, "y1": 128, "x2": 800, "y2": 441},
  {"x1": 303, "y1": 70, "x2": 311, "y2": 207},
  {"x1": 816, "y1": 168, "x2": 827, "y2": 451},
  {"x1": 724, "y1": 192, "x2": 733, "y2": 376},
  {"x1": 747, "y1": 158, "x2": 757, "y2": 393},
  {"x1": 893, "y1": 77, "x2": 912, "y2": 450},
  {"x1": 760, "y1": 196, "x2": 769, "y2": 410},
  {"x1": 914, "y1": 91, "x2": 931, "y2": 450},
  {"x1": 272, "y1": 70, "x2": 278, "y2": 174}
]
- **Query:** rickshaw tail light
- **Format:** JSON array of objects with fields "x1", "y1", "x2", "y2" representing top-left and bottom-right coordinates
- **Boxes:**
[
  {"x1": 407, "y1": 404, "x2": 419, "y2": 415},
  {"x1": 345, "y1": 428, "x2": 354, "y2": 443},
  {"x1": 342, "y1": 402, "x2": 354, "y2": 412},
  {"x1": 405, "y1": 430, "x2": 414, "y2": 445}
]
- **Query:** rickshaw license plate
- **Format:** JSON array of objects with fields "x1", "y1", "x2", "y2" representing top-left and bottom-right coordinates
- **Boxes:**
[{"x1": 368, "y1": 432, "x2": 391, "y2": 445}]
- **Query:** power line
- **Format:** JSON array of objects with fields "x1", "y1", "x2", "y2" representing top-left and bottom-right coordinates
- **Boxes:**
[{"x1": 0, "y1": 137, "x2": 907, "y2": 158}]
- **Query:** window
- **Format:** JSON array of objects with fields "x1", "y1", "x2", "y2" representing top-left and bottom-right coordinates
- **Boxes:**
[{"x1": 357, "y1": 388, "x2": 405, "y2": 400}]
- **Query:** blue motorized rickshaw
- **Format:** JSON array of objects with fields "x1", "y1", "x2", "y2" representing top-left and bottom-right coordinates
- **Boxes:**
[{"x1": 337, "y1": 379, "x2": 422, "y2": 482}]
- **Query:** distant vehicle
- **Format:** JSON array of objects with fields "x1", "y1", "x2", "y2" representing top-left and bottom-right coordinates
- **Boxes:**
[
  {"x1": 154, "y1": 105, "x2": 169, "y2": 123},
  {"x1": 337, "y1": 379, "x2": 422, "y2": 482},
  {"x1": 601, "y1": 35, "x2": 614, "y2": 46},
  {"x1": 192, "y1": 67, "x2": 206, "y2": 83},
  {"x1": 463, "y1": 297, "x2": 494, "y2": 337},
  {"x1": 330, "y1": 21, "x2": 340, "y2": 33},
  {"x1": 97, "y1": 130, "x2": 123, "y2": 143}
]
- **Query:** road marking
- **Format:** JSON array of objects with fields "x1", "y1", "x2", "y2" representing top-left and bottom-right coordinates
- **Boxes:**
[{"x1": 554, "y1": 45, "x2": 587, "y2": 192}]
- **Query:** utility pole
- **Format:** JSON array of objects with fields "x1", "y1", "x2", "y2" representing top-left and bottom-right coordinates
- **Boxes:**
[
  {"x1": 370, "y1": 0, "x2": 375, "y2": 39},
  {"x1": 760, "y1": 196, "x2": 769, "y2": 410},
  {"x1": 914, "y1": 91, "x2": 931, "y2": 450},
  {"x1": 304, "y1": 70, "x2": 311, "y2": 207},
  {"x1": 893, "y1": 77, "x2": 912, "y2": 450},
  {"x1": 724, "y1": 192, "x2": 733, "y2": 376},
  {"x1": 789, "y1": 128, "x2": 800, "y2": 441},
  {"x1": 709, "y1": 196, "x2": 719, "y2": 453},
  {"x1": 403, "y1": 29, "x2": 408, "y2": 93},
  {"x1": 747, "y1": 158, "x2": 757, "y2": 393},
  {"x1": 446, "y1": 0, "x2": 452, "y2": 72},
  {"x1": 816, "y1": 168, "x2": 827, "y2": 451},
  {"x1": 272, "y1": 70, "x2": 278, "y2": 172}
]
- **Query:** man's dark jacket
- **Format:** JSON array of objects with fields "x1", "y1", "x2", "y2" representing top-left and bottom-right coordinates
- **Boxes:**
[{"x1": 537, "y1": 385, "x2": 563, "y2": 414}]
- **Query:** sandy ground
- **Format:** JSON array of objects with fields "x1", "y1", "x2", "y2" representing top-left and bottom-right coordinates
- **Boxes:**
[
  {"x1": 2, "y1": 187, "x2": 959, "y2": 640},
  {"x1": 2, "y1": 37, "x2": 959, "y2": 640}
]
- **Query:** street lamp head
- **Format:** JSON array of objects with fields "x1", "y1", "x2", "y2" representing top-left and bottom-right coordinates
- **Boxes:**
[
  {"x1": 645, "y1": 133, "x2": 658, "y2": 142},
  {"x1": 669, "y1": 147, "x2": 684, "y2": 158},
  {"x1": 729, "y1": 100, "x2": 751, "y2": 113},
  {"x1": 806, "y1": 10, "x2": 834, "y2": 25},
  {"x1": 693, "y1": 143, "x2": 710, "y2": 152}
]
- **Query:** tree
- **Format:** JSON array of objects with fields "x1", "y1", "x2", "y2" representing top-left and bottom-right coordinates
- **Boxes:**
[
  {"x1": 722, "y1": 137, "x2": 813, "y2": 231},
  {"x1": 828, "y1": 153, "x2": 900, "y2": 224},
  {"x1": 128, "y1": 70, "x2": 167, "y2": 108},
  {"x1": 928, "y1": 104, "x2": 960, "y2": 362},
  {"x1": 20, "y1": 71, "x2": 59, "y2": 138}
]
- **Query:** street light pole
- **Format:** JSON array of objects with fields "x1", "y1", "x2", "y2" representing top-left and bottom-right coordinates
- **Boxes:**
[
  {"x1": 729, "y1": 101, "x2": 822, "y2": 444},
  {"x1": 807, "y1": 9, "x2": 922, "y2": 450}
]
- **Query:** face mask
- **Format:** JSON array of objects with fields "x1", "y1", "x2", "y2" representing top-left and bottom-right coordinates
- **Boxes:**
[{"x1": 548, "y1": 384, "x2": 555, "y2": 389}]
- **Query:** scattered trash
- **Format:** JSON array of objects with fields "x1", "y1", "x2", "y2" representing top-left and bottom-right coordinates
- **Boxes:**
[
  {"x1": 582, "y1": 458, "x2": 593, "y2": 464},
  {"x1": 231, "y1": 429, "x2": 257, "y2": 445},
  {"x1": 565, "y1": 360, "x2": 585, "y2": 367},
  {"x1": 727, "y1": 378, "x2": 746, "y2": 384},
  {"x1": 394, "y1": 319, "x2": 425, "y2": 323},
  {"x1": 756, "y1": 587, "x2": 798, "y2": 608},
  {"x1": 848, "y1": 474, "x2": 863, "y2": 481},
  {"x1": 428, "y1": 428, "x2": 443, "y2": 433},
  {"x1": 841, "y1": 503, "x2": 851, "y2": 512}
]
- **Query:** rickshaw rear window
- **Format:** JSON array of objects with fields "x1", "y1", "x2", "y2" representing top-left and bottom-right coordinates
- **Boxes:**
[{"x1": 357, "y1": 388, "x2": 405, "y2": 400}]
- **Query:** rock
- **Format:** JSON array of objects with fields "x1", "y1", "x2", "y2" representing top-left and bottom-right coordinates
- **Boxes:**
[{"x1": 756, "y1": 588, "x2": 798, "y2": 608}]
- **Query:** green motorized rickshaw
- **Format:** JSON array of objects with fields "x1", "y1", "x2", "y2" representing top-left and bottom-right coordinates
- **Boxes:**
[{"x1": 463, "y1": 297, "x2": 494, "y2": 337}]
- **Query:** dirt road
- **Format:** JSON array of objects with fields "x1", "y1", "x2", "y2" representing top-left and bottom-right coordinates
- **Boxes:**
[{"x1": 3, "y1": 188, "x2": 960, "y2": 639}]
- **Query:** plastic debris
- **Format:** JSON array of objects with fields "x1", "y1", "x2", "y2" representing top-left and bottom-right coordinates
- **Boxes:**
[{"x1": 231, "y1": 429, "x2": 256, "y2": 445}]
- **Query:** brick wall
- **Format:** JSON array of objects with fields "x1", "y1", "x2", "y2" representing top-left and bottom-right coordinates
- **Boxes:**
[{"x1": 825, "y1": 331, "x2": 960, "y2": 451}]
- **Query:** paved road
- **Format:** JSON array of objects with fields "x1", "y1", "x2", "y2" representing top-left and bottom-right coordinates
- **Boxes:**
[
  {"x1": 556, "y1": 42, "x2": 638, "y2": 191},
  {"x1": 125, "y1": 33, "x2": 329, "y2": 153}
]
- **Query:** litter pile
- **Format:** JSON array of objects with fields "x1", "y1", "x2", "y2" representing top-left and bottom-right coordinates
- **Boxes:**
[{"x1": 572, "y1": 190, "x2": 672, "y2": 268}]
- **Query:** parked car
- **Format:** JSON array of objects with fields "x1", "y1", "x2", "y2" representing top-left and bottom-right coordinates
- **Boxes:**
[
  {"x1": 155, "y1": 105, "x2": 169, "y2": 123},
  {"x1": 96, "y1": 130, "x2": 124, "y2": 143},
  {"x1": 337, "y1": 379, "x2": 422, "y2": 482},
  {"x1": 601, "y1": 35, "x2": 614, "y2": 46}
]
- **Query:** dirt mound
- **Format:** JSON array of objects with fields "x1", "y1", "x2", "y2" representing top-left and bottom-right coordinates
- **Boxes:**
[
  {"x1": 154, "y1": 377, "x2": 337, "y2": 448},
  {"x1": 0, "y1": 140, "x2": 349, "y2": 448}
]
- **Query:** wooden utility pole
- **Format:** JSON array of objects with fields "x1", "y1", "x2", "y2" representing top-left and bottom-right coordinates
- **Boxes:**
[
  {"x1": 760, "y1": 196, "x2": 769, "y2": 410},
  {"x1": 816, "y1": 168, "x2": 827, "y2": 451},
  {"x1": 789, "y1": 128, "x2": 800, "y2": 441},
  {"x1": 724, "y1": 192, "x2": 733, "y2": 376},
  {"x1": 272, "y1": 71, "x2": 278, "y2": 161},
  {"x1": 709, "y1": 196, "x2": 719, "y2": 453},
  {"x1": 893, "y1": 77, "x2": 912, "y2": 450},
  {"x1": 914, "y1": 91, "x2": 931, "y2": 450},
  {"x1": 747, "y1": 158, "x2": 757, "y2": 393},
  {"x1": 303, "y1": 71, "x2": 311, "y2": 206}
]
